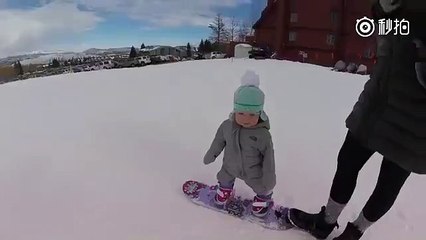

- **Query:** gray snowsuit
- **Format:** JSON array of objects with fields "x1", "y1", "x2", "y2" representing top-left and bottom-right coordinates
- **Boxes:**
[{"x1": 203, "y1": 113, "x2": 276, "y2": 195}]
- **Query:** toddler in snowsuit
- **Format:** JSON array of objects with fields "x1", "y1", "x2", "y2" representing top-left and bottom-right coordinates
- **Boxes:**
[{"x1": 203, "y1": 70, "x2": 276, "y2": 218}]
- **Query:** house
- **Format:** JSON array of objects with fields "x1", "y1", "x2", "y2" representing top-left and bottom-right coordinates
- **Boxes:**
[
  {"x1": 253, "y1": 0, "x2": 376, "y2": 71},
  {"x1": 141, "y1": 46, "x2": 187, "y2": 58},
  {"x1": 175, "y1": 46, "x2": 198, "y2": 58}
]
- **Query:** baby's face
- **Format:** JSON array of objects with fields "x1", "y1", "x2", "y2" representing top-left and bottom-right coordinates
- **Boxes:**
[{"x1": 235, "y1": 112, "x2": 259, "y2": 128}]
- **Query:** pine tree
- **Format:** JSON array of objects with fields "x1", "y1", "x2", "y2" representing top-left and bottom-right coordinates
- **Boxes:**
[
  {"x1": 51, "y1": 59, "x2": 60, "y2": 68},
  {"x1": 129, "y1": 46, "x2": 137, "y2": 58},
  {"x1": 186, "y1": 43, "x2": 192, "y2": 57},
  {"x1": 204, "y1": 40, "x2": 213, "y2": 53},
  {"x1": 199, "y1": 39, "x2": 205, "y2": 54},
  {"x1": 14, "y1": 61, "x2": 24, "y2": 75}
]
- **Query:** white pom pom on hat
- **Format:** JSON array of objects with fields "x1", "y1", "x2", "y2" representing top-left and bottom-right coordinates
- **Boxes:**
[
  {"x1": 240, "y1": 70, "x2": 260, "y2": 87},
  {"x1": 232, "y1": 70, "x2": 268, "y2": 121}
]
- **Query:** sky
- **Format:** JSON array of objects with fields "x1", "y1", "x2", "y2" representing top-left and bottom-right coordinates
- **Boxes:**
[{"x1": 0, "y1": 0, "x2": 266, "y2": 58}]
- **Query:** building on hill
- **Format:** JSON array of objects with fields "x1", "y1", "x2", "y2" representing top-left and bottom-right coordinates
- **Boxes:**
[
  {"x1": 252, "y1": 0, "x2": 376, "y2": 71},
  {"x1": 141, "y1": 46, "x2": 189, "y2": 58}
]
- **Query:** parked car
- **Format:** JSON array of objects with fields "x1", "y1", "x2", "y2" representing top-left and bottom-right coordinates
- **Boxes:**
[
  {"x1": 194, "y1": 53, "x2": 205, "y2": 60},
  {"x1": 210, "y1": 51, "x2": 226, "y2": 59},
  {"x1": 149, "y1": 56, "x2": 163, "y2": 64},
  {"x1": 116, "y1": 59, "x2": 140, "y2": 68},
  {"x1": 249, "y1": 47, "x2": 271, "y2": 59},
  {"x1": 98, "y1": 60, "x2": 115, "y2": 69},
  {"x1": 151, "y1": 55, "x2": 172, "y2": 64},
  {"x1": 136, "y1": 56, "x2": 151, "y2": 65},
  {"x1": 83, "y1": 64, "x2": 100, "y2": 71},
  {"x1": 164, "y1": 55, "x2": 181, "y2": 62},
  {"x1": 72, "y1": 66, "x2": 84, "y2": 72},
  {"x1": 62, "y1": 69, "x2": 72, "y2": 74}
]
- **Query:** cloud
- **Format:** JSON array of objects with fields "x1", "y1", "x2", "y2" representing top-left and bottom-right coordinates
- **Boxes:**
[
  {"x1": 0, "y1": 0, "x2": 7, "y2": 8},
  {"x1": 140, "y1": 26, "x2": 157, "y2": 31},
  {"x1": 74, "y1": 0, "x2": 251, "y2": 27},
  {"x1": 0, "y1": 0, "x2": 252, "y2": 57},
  {"x1": 0, "y1": 1, "x2": 102, "y2": 57}
]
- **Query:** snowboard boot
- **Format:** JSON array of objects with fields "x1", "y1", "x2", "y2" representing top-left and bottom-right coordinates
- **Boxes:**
[
  {"x1": 288, "y1": 206, "x2": 339, "y2": 239},
  {"x1": 333, "y1": 222, "x2": 363, "y2": 240},
  {"x1": 214, "y1": 186, "x2": 234, "y2": 206},
  {"x1": 252, "y1": 195, "x2": 274, "y2": 218},
  {"x1": 275, "y1": 207, "x2": 294, "y2": 228}
]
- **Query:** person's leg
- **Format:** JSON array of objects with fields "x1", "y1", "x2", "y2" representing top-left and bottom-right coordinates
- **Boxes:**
[
  {"x1": 218, "y1": 180, "x2": 235, "y2": 189},
  {"x1": 333, "y1": 159, "x2": 411, "y2": 240},
  {"x1": 215, "y1": 167, "x2": 236, "y2": 205},
  {"x1": 353, "y1": 158, "x2": 411, "y2": 232},
  {"x1": 325, "y1": 131, "x2": 376, "y2": 224},
  {"x1": 287, "y1": 131, "x2": 375, "y2": 239},
  {"x1": 215, "y1": 179, "x2": 235, "y2": 206},
  {"x1": 252, "y1": 190, "x2": 274, "y2": 217}
]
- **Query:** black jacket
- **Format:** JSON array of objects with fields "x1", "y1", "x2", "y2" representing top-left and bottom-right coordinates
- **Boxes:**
[{"x1": 346, "y1": 0, "x2": 426, "y2": 173}]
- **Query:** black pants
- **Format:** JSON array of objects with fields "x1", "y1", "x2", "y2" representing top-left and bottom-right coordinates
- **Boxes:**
[{"x1": 329, "y1": 131, "x2": 411, "y2": 222}]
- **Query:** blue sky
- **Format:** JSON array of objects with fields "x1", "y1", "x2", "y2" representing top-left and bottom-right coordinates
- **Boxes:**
[{"x1": 0, "y1": 0, "x2": 266, "y2": 57}]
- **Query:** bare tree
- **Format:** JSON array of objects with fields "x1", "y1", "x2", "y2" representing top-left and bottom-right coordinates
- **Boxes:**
[
  {"x1": 237, "y1": 21, "x2": 251, "y2": 42},
  {"x1": 227, "y1": 16, "x2": 239, "y2": 42},
  {"x1": 208, "y1": 13, "x2": 229, "y2": 44}
]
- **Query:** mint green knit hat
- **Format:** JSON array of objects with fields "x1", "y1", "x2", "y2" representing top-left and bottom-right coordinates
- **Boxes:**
[{"x1": 233, "y1": 70, "x2": 265, "y2": 113}]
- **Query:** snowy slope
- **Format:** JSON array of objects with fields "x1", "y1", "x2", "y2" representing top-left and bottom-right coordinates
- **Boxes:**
[{"x1": 0, "y1": 59, "x2": 424, "y2": 240}]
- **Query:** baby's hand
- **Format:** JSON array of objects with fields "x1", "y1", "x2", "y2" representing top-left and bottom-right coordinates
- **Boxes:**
[{"x1": 203, "y1": 154, "x2": 216, "y2": 165}]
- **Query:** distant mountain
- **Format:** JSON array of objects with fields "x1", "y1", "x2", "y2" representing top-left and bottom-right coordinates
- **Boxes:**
[
  {"x1": 20, "y1": 52, "x2": 92, "y2": 65},
  {"x1": 0, "y1": 51, "x2": 80, "y2": 66},
  {"x1": 83, "y1": 47, "x2": 132, "y2": 55},
  {"x1": 0, "y1": 53, "x2": 51, "y2": 66},
  {"x1": 1, "y1": 46, "x2": 146, "y2": 66}
]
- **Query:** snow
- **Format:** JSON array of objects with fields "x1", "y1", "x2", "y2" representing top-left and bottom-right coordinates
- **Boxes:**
[{"x1": 0, "y1": 59, "x2": 424, "y2": 240}]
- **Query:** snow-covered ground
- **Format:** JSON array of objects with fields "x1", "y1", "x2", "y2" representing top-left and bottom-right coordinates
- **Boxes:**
[{"x1": 0, "y1": 59, "x2": 424, "y2": 240}]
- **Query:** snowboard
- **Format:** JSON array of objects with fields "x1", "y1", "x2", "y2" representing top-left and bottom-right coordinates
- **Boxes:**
[{"x1": 182, "y1": 180, "x2": 293, "y2": 231}]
